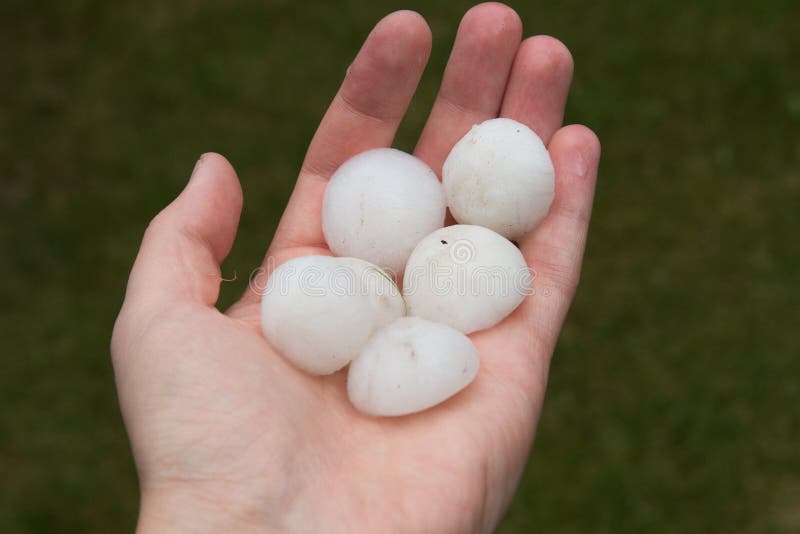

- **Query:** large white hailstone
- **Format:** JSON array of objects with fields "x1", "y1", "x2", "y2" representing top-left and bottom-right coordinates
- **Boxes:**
[
  {"x1": 347, "y1": 317, "x2": 479, "y2": 416},
  {"x1": 322, "y1": 148, "x2": 446, "y2": 276},
  {"x1": 260, "y1": 255, "x2": 405, "y2": 375},
  {"x1": 402, "y1": 225, "x2": 531, "y2": 334},
  {"x1": 443, "y1": 118, "x2": 555, "y2": 240}
]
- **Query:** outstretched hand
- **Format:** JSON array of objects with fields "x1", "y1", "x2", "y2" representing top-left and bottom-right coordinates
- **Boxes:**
[{"x1": 112, "y1": 4, "x2": 600, "y2": 532}]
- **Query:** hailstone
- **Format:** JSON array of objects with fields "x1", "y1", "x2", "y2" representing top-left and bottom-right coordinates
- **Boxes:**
[
  {"x1": 261, "y1": 255, "x2": 405, "y2": 375},
  {"x1": 347, "y1": 317, "x2": 479, "y2": 416},
  {"x1": 443, "y1": 118, "x2": 555, "y2": 240},
  {"x1": 322, "y1": 148, "x2": 446, "y2": 276},
  {"x1": 402, "y1": 225, "x2": 531, "y2": 334}
]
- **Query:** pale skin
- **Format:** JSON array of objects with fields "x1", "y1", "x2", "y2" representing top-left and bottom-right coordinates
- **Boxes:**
[{"x1": 111, "y1": 4, "x2": 600, "y2": 533}]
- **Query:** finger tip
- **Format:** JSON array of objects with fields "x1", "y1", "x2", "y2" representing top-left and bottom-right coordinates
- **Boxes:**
[
  {"x1": 462, "y1": 2, "x2": 523, "y2": 43},
  {"x1": 375, "y1": 10, "x2": 433, "y2": 57},
  {"x1": 386, "y1": 9, "x2": 431, "y2": 33},
  {"x1": 344, "y1": 11, "x2": 432, "y2": 119},
  {"x1": 355, "y1": 11, "x2": 431, "y2": 89},
  {"x1": 192, "y1": 152, "x2": 243, "y2": 213},
  {"x1": 501, "y1": 35, "x2": 574, "y2": 143},
  {"x1": 197, "y1": 152, "x2": 234, "y2": 174},
  {"x1": 552, "y1": 125, "x2": 601, "y2": 163},
  {"x1": 518, "y1": 35, "x2": 574, "y2": 81}
]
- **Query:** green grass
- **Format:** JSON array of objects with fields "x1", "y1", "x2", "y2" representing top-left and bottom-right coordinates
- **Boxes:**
[{"x1": 2, "y1": 0, "x2": 799, "y2": 531}]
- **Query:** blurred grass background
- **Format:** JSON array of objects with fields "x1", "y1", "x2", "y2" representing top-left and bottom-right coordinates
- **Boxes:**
[{"x1": 1, "y1": 0, "x2": 798, "y2": 531}]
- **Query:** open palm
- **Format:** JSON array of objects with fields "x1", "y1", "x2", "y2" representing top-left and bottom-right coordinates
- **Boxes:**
[{"x1": 111, "y1": 4, "x2": 600, "y2": 532}]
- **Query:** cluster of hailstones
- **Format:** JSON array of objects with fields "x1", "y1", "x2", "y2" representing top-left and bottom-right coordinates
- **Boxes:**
[{"x1": 261, "y1": 118, "x2": 555, "y2": 416}]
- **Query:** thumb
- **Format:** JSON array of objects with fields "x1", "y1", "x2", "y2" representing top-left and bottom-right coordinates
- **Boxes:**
[{"x1": 123, "y1": 153, "x2": 243, "y2": 311}]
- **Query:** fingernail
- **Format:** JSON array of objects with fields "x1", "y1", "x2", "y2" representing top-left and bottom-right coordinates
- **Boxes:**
[
  {"x1": 190, "y1": 155, "x2": 204, "y2": 181},
  {"x1": 565, "y1": 148, "x2": 588, "y2": 178}
]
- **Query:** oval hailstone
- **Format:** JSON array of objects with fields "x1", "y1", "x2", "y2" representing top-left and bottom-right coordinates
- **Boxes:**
[
  {"x1": 322, "y1": 148, "x2": 446, "y2": 276},
  {"x1": 347, "y1": 317, "x2": 479, "y2": 416},
  {"x1": 443, "y1": 118, "x2": 555, "y2": 240},
  {"x1": 261, "y1": 255, "x2": 405, "y2": 375},
  {"x1": 402, "y1": 225, "x2": 531, "y2": 334}
]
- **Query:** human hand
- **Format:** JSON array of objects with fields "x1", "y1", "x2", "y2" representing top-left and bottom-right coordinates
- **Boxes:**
[{"x1": 111, "y1": 4, "x2": 600, "y2": 532}]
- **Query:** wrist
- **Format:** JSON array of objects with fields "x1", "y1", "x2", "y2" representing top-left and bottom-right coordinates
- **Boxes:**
[{"x1": 137, "y1": 484, "x2": 269, "y2": 533}]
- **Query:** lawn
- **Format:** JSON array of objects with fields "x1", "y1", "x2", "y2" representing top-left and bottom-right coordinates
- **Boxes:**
[{"x1": 1, "y1": 0, "x2": 798, "y2": 531}]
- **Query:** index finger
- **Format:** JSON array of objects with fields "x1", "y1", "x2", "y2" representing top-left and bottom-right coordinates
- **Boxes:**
[{"x1": 270, "y1": 11, "x2": 432, "y2": 254}]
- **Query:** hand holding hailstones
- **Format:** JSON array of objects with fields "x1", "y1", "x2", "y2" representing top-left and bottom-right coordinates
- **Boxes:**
[{"x1": 261, "y1": 118, "x2": 555, "y2": 416}]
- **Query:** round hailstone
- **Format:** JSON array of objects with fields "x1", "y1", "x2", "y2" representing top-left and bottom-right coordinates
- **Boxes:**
[
  {"x1": 443, "y1": 118, "x2": 555, "y2": 240},
  {"x1": 347, "y1": 317, "x2": 479, "y2": 416},
  {"x1": 322, "y1": 148, "x2": 446, "y2": 276},
  {"x1": 402, "y1": 225, "x2": 531, "y2": 334},
  {"x1": 261, "y1": 255, "x2": 405, "y2": 375}
]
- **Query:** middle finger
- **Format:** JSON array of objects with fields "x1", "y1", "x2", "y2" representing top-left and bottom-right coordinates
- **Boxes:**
[{"x1": 413, "y1": 3, "x2": 522, "y2": 176}]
